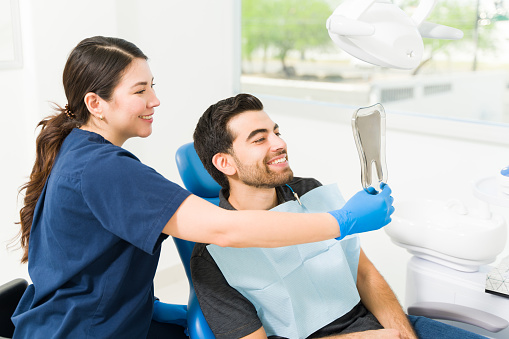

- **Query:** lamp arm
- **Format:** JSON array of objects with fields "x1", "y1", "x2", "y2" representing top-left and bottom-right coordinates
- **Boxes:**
[{"x1": 418, "y1": 21, "x2": 464, "y2": 40}]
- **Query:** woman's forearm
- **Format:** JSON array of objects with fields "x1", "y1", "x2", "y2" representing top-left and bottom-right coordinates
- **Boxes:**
[{"x1": 163, "y1": 194, "x2": 339, "y2": 247}]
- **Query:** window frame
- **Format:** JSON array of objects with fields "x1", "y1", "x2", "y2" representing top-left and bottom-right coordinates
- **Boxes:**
[{"x1": 0, "y1": 0, "x2": 23, "y2": 70}]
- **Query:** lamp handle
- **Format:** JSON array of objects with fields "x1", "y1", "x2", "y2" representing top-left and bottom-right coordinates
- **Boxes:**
[
  {"x1": 411, "y1": 0, "x2": 438, "y2": 26},
  {"x1": 331, "y1": 0, "x2": 376, "y2": 19}
]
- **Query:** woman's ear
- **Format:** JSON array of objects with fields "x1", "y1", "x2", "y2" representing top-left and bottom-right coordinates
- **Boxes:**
[
  {"x1": 84, "y1": 92, "x2": 104, "y2": 119},
  {"x1": 212, "y1": 153, "x2": 237, "y2": 176}
]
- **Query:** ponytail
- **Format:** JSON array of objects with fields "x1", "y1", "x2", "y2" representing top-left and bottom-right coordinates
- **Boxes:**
[
  {"x1": 17, "y1": 108, "x2": 78, "y2": 263},
  {"x1": 14, "y1": 36, "x2": 147, "y2": 263}
]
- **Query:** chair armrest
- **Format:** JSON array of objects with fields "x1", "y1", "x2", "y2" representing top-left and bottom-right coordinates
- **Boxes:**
[
  {"x1": 187, "y1": 289, "x2": 215, "y2": 339},
  {"x1": 152, "y1": 300, "x2": 187, "y2": 327},
  {"x1": 408, "y1": 301, "x2": 508, "y2": 333},
  {"x1": 0, "y1": 278, "x2": 28, "y2": 338}
]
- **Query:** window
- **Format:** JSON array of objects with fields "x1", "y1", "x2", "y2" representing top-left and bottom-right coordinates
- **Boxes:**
[
  {"x1": 239, "y1": 0, "x2": 509, "y2": 132},
  {"x1": 0, "y1": 0, "x2": 22, "y2": 69}
]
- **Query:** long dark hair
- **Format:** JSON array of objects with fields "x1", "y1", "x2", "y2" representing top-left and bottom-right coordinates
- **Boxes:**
[{"x1": 16, "y1": 36, "x2": 147, "y2": 263}]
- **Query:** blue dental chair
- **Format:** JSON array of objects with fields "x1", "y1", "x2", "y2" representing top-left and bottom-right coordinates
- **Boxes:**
[{"x1": 154, "y1": 142, "x2": 220, "y2": 338}]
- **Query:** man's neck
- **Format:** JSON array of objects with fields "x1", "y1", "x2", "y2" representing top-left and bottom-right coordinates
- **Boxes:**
[{"x1": 228, "y1": 183, "x2": 278, "y2": 211}]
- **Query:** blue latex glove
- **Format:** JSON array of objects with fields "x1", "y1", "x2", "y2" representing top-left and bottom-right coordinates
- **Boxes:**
[{"x1": 329, "y1": 183, "x2": 394, "y2": 240}]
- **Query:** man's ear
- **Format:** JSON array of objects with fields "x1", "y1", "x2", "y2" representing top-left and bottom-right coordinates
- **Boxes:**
[
  {"x1": 84, "y1": 92, "x2": 104, "y2": 119},
  {"x1": 212, "y1": 153, "x2": 237, "y2": 176}
]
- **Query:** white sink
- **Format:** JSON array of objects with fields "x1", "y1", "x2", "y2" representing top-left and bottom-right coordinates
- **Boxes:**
[{"x1": 385, "y1": 199, "x2": 507, "y2": 271}]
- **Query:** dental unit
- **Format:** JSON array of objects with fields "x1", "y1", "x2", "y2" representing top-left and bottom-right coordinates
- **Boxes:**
[
  {"x1": 349, "y1": 99, "x2": 509, "y2": 337},
  {"x1": 384, "y1": 174, "x2": 509, "y2": 338},
  {"x1": 498, "y1": 166, "x2": 509, "y2": 195},
  {"x1": 328, "y1": 2, "x2": 509, "y2": 336},
  {"x1": 350, "y1": 102, "x2": 509, "y2": 338}
]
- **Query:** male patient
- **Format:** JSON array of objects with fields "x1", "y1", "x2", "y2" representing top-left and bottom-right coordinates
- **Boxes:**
[{"x1": 191, "y1": 94, "x2": 486, "y2": 339}]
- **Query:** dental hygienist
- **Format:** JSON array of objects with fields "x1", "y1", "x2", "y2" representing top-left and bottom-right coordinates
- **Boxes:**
[{"x1": 11, "y1": 36, "x2": 394, "y2": 338}]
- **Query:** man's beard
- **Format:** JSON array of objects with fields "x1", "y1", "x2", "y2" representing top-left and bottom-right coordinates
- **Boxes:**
[{"x1": 232, "y1": 152, "x2": 294, "y2": 189}]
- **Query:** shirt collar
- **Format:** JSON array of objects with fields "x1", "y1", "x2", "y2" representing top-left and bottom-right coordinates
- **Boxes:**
[{"x1": 218, "y1": 186, "x2": 287, "y2": 211}]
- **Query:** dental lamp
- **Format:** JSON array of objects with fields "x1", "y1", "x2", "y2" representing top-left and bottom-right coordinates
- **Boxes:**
[{"x1": 326, "y1": 0, "x2": 463, "y2": 70}]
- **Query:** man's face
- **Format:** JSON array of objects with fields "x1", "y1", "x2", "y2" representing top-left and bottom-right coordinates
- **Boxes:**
[{"x1": 227, "y1": 110, "x2": 293, "y2": 188}]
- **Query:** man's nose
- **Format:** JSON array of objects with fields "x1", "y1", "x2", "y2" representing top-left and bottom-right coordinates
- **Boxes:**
[{"x1": 270, "y1": 134, "x2": 286, "y2": 151}]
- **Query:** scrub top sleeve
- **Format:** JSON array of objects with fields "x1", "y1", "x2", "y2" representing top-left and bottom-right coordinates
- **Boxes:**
[{"x1": 81, "y1": 148, "x2": 191, "y2": 254}]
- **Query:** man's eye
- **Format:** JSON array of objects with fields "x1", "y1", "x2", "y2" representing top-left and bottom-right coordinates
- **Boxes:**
[
  {"x1": 275, "y1": 132, "x2": 281, "y2": 137},
  {"x1": 254, "y1": 137, "x2": 265, "y2": 143}
]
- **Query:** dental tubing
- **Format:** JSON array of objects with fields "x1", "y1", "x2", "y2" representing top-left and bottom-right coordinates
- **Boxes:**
[{"x1": 329, "y1": 183, "x2": 394, "y2": 240}]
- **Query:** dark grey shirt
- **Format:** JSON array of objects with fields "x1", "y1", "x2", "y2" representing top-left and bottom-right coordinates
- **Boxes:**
[{"x1": 190, "y1": 177, "x2": 382, "y2": 338}]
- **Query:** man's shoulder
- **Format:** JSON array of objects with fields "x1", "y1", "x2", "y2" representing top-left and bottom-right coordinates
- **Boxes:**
[
  {"x1": 288, "y1": 177, "x2": 322, "y2": 193},
  {"x1": 191, "y1": 242, "x2": 210, "y2": 260},
  {"x1": 278, "y1": 177, "x2": 322, "y2": 202}
]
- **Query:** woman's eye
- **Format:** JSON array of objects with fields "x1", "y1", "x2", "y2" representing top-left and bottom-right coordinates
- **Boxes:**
[
  {"x1": 151, "y1": 83, "x2": 156, "y2": 88},
  {"x1": 135, "y1": 89, "x2": 146, "y2": 94}
]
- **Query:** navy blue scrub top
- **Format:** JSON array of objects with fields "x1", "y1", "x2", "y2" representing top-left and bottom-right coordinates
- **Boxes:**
[{"x1": 12, "y1": 129, "x2": 191, "y2": 338}]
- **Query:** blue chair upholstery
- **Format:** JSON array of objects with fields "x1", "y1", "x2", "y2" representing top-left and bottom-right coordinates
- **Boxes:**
[
  {"x1": 154, "y1": 142, "x2": 220, "y2": 338},
  {"x1": 175, "y1": 142, "x2": 221, "y2": 206}
]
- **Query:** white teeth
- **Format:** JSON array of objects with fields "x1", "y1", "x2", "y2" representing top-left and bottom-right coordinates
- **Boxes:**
[
  {"x1": 269, "y1": 156, "x2": 287, "y2": 165},
  {"x1": 139, "y1": 115, "x2": 152, "y2": 120}
]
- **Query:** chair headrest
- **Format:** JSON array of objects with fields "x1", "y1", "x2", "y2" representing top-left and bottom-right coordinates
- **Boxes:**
[{"x1": 175, "y1": 142, "x2": 222, "y2": 199}]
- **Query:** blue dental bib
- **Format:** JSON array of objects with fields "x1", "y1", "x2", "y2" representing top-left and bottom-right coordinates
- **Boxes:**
[{"x1": 207, "y1": 184, "x2": 361, "y2": 339}]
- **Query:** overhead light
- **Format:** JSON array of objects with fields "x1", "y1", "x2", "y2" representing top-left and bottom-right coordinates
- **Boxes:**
[{"x1": 327, "y1": 0, "x2": 463, "y2": 70}]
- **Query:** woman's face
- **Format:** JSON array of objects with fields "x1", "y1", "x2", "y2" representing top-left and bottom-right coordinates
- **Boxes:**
[{"x1": 102, "y1": 58, "x2": 160, "y2": 146}]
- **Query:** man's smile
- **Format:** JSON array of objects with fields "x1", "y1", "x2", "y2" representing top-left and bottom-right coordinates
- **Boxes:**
[{"x1": 267, "y1": 154, "x2": 288, "y2": 166}]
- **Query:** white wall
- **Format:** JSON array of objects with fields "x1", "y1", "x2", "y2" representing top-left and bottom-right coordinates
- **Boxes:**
[
  {"x1": 0, "y1": 0, "x2": 236, "y2": 286},
  {"x1": 370, "y1": 71, "x2": 508, "y2": 122}
]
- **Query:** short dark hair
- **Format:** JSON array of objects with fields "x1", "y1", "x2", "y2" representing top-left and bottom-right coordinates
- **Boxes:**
[{"x1": 193, "y1": 93, "x2": 264, "y2": 189}]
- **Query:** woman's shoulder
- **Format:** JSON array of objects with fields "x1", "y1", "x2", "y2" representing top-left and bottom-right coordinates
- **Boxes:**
[
  {"x1": 66, "y1": 129, "x2": 139, "y2": 160},
  {"x1": 58, "y1": 129, "x2": 142, "y2": 179}
]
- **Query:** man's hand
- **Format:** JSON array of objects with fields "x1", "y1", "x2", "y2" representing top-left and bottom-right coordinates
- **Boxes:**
[{"x1": 329, "y1": 184, "x2": 395, "y2": 240}]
